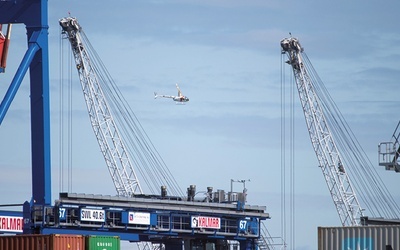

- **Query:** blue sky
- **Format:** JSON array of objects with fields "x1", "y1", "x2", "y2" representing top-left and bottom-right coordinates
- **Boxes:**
[{"x1": 1, "y1": 1, "x2": 400, "y2": 249}]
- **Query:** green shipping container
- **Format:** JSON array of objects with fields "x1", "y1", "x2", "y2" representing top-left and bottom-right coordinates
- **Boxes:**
[{"x1": 86, "y1": 235, "x2": 120, "y2": 250}]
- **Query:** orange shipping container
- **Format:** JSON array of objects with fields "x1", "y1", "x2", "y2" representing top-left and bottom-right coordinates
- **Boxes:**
[{"x1": 0, "y1": 234, "x2": 85, "y2": 250}]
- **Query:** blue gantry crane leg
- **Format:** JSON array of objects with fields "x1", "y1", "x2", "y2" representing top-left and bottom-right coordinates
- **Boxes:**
[{"x1": 0, "y1": 0, "x2": 51, "y2": 206}]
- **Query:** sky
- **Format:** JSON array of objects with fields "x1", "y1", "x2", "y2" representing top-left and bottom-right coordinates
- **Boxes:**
[{"x1": 1, "y1": 0, "x2": 400, "y2": 249}]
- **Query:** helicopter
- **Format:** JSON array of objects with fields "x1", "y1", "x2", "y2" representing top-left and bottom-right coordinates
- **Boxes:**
[{"x1": 154, "y1": 83, "x2": 189, "y2": 103}]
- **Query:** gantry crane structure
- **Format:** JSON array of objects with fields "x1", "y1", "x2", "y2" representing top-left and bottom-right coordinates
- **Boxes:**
[
  {"x1": 280, "y1": 36, "x2": 400, "y2": 227},
  {"x1": 0, "y1": 0, "x2": 52, "y2": 207},
  {"x1": 53, "y1": 16, "x2": 270, "y2": 249},
  {"x1": 280, "y1": 37, "x2": 364, "y2": 226},
  {"x1": 59, "y1": 17, "x2": 143, "y2": 197},
  {"x1": 0, "y1": 2, "x2": 271, "y2": 249}
]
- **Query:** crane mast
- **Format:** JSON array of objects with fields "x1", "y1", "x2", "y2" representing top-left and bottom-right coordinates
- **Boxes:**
[
  {"x1": 280, "y1": 37, "x2": 363, "y2": 226},
  {"x1": 59, "y1": 17, "x2": 143, "y2": 196}
]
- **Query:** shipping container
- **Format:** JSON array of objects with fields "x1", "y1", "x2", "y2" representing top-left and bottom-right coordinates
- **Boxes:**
[
  {"x1": 318, "y1": 225, "x2": 400, "y2": 250},
  {"x1": 86, "y1": 235, "x2": 120, "y2": 250},
  {"x1": 0, "y1": 234, "x2": 85, "y2": 250}
]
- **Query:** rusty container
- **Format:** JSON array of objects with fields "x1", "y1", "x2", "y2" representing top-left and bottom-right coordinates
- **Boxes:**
[{"x1": 0, "y1": 234, "x2": 85, "y2": 250}]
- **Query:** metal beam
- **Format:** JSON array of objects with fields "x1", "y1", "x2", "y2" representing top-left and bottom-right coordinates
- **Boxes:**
[
  {"x1": 0, "y1": 40, "x2": 39, "y2": 123},
  {"x1": 0, "y1": 0, "x2": 51, "y2": 205}
]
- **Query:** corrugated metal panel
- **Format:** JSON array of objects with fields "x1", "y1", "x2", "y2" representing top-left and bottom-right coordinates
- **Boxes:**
[
  {"x1": 318, "y1": 225, "x2": 400, "y2": 250},
  {"x1": 52, "y1": 234, "x2": 85, "y2": 250},
  {"x1": 86, "y1": 235, "x2": 120, "y2": 250},
  {"x1": 0, "y1": 234, "x2": 51, "y2": 250},
  {"x1": 0, "y1": 234, "x2": 85, "y2": 250}
]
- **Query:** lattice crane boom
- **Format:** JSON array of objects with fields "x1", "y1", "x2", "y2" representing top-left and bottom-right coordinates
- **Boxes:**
[
  {"x1": 59, "y1": 17, "x2": 143, "y2": 196},
  {"x1": 280, "y1": 37, "x2": 364, "y2": 226}
]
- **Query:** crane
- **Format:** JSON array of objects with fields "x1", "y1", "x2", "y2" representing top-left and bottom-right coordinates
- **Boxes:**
[
  {"x1": 280, "y1": 36, "x2": 400, "y2": 228},
  {"x1": 59, "y1": 17, "x2": 143, "y2": 197},
  {"x1": 280, "y1": 37, "x2": 363, "y2": 226},
  {"x1": 59, "y1": 16, "x2": 184, "y2": 199},
  {"x1": 59, "y1": 16, "x2": 188, "y2": 250}
]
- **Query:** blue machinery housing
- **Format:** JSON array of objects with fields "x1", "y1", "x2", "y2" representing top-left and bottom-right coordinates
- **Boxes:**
[{"x1": 28, "y1": 193, "x2": 269, "y2": 244}]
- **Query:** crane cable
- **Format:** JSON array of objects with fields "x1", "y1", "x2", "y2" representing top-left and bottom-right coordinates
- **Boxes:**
[
  {"x1": 280, "y1": 51, "x2": 286, "y2": 246},
  {"x1": 58, "y1": 27, "x2": 74, "y2": 193},
  {"x1": 280, "y1": 51, "x2": 296, "y2": 249}
]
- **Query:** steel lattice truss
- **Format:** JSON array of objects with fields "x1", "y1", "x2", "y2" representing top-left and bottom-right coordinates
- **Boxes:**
[
  {"x1": 59, "y1": 17, "x2": 143, "y2": 197},
  {"x1": 281, "y1": 37, "x2": 363, "y2": 226}
]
